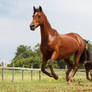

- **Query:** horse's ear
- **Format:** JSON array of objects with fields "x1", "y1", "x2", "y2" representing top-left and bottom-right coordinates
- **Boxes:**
[
  {"x1": 39, "y1": 6, "x2": 42, "y2": 12},
  {"x1": 33, "y1": 6, "x2": 36, "y2": 13}
]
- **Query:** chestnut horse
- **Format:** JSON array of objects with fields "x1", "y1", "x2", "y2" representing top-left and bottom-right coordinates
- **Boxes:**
[{"x1": 30, "y1": 6, "x2": 87, "y2": 83}]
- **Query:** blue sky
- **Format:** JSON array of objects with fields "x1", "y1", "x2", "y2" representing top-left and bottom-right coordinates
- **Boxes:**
[{"x1": 0, "y1": 0, "x2": 92, "y2": 64}]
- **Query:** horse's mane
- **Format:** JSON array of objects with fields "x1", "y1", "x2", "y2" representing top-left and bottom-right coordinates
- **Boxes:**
[{"x1": 43, "y1": 13, "x2": 59, "y2": 36}]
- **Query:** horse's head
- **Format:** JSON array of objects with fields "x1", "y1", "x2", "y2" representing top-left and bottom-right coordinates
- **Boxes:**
[{"x1": 30, "y1": 6, "x2": 44, "y2": 31}]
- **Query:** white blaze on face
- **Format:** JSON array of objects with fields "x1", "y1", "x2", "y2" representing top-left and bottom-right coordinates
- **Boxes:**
[{"x1": 35, "y1": 12, "x2": 38, "y2": 16}]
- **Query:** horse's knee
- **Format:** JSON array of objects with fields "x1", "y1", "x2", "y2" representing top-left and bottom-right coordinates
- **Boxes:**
[
  {"x1": 48, "y1": 60, "x2": 53, "y2": 67},
  {"x1": 48, "y1": 63, "x2": 51, "y2": 67},
  {"x1": 73, "y1": 66, "x2": 78, "y2": 70},
  {"x1": 68, "y1": 65, "x2": 73, "y2": 70}
]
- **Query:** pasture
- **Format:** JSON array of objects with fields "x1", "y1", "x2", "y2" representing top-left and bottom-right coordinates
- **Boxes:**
[{"x1": 0, "y1": 69, "x2": 92, "y2": 92}]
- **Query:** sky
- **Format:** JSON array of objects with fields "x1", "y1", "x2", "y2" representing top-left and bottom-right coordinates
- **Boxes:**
[{"x1": 0, "y1": 0, "x2": 92, "y2": 64}]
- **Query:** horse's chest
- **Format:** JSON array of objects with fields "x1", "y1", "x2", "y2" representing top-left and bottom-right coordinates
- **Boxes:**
[{"x1": 40, "y1": 45, "x2": 53, "y2": 58}]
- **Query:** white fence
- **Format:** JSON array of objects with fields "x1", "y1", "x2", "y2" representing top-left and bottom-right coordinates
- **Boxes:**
[
  {"x1": 0, "y1": 66, "x2": 41, "y2": 82},
  {"x1": 0, "y1": 66, "x2": 85, "y2": 82}
]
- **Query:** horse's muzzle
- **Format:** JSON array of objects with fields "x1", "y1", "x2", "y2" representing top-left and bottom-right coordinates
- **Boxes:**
[{"x1": 30, "y1": 24, "x2": 35, "y2": 31}]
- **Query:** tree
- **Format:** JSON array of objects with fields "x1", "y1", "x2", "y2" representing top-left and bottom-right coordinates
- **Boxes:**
[
  {"x1": 8, "y1": 44, "x2": 42, "y2": 68},
  {"x1": 88, "y1": 41, "x2": 92, "y2": 51}
]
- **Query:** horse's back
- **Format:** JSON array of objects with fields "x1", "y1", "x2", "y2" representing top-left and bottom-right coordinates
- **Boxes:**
[
  {"x1": 64, "y1": 32, "x2": 86, "y2": 50},
  {"x1": 65, "y1": 32, "x2": 84, "y2": 42}
]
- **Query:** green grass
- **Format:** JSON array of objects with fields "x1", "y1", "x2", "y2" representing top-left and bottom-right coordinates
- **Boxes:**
[{"x1": 0, "y1": 69, "x2": 92, "y2": 92}]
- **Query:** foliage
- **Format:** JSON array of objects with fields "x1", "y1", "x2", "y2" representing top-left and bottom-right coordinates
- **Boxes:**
[
  {"x1": 88, "y1": 41, "x2": 92, "y2": 51},
  {"x1": 8, "y1": 44, "x2": 42, "y2": 68},
  {"x1": 0, "y1": 64, "x2": 2, "y2": 66}
]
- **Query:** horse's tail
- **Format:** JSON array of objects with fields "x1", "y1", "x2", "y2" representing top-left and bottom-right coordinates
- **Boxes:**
[{"x1": 79, "y1": 39, "x2": 90, "y2": 63}]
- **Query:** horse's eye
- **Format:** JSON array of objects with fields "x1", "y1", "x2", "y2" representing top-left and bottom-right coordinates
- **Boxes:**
[{"x1": 38, "y1": 15, "x2": 41, "y2": 18}]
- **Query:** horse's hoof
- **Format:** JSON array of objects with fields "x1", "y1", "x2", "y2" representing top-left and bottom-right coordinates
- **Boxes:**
[
  {"x1": 67, "y1": 77, "x2": 72, "y2": 84},
  {"x1": 67, "y1": 80, "x2": 72, "y2": 84},
  {"x1": 67, "y1": 79, "x2": 72, "y2": 84},
  {"x1": 53, "y1": 75, "x2": 59, "y2": 80},
  {"x1": 49, "y1": 74, "x2": 53, "y2": 77}
]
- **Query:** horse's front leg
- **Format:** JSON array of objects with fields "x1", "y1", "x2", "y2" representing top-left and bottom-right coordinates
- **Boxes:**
[
  {"x1": 48, "y1": 51, "x2": 58, "y2": 80},
  {"x1": 41, "y1": 57, "x2": 52, "y2": 77}
]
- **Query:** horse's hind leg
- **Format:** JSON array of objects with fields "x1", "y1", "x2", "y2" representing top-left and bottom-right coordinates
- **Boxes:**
[
  {"x1": 69, "y1": 52, "x2": 81, "y2": 83},
  {"x1": 86, "y1": 69, "x2": 90, "y2": 80},
  {"x1": 64, "y1": 58, "x2": 73, "y2": 82}
]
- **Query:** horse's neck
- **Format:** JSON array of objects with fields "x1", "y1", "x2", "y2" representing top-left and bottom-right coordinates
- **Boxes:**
[
  {"x1": 40, "y1": 18, "x2": 58, "y2": 45},
  {"x1": 40, "y1": 23, "x2": 50, "y2": 45}
]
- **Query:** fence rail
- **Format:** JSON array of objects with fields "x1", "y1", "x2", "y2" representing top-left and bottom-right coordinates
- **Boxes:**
[
  {"x1": 0, "y1": 66, "x2": 40, "y2": 71},
  {"x1": 0, "y1": 66, "x2": 85, "y2": 82}
]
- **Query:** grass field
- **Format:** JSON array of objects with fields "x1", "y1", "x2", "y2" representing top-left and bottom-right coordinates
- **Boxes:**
[{"x1": 0, "y1": 69, "x2": 92, "y2": 92}]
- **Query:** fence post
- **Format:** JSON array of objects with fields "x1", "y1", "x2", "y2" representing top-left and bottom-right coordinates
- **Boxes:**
[
  {"x1": 22, "y1": 64, "x2": 24, "y2": 81},
  {"x1": 11, "y1": 64, "x2": 14, "y2": 82},
  {"x1": 1, "y1": 62, "x2": 4, "y2": 80},
  {"x1": 31, "y1": 64, "x2": 33, "y2": 80},
  {"x1": 39, "y1": 70, "x2": 41, "y2": 80},
  {"x1": 65, "y1": 65, "x2": 67, "y2": 73},
  {"x1": 31, "y1": 70, "x2": 33, "y2": 80}
]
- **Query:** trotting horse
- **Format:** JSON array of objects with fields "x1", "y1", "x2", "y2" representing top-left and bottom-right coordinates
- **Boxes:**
[{"x1": 30, "y1": 6, "x2": 87, "y2": 83}]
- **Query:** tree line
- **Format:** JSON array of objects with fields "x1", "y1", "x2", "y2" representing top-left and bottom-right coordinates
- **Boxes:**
[{"x1": 8, "y1": 42, "x2": 92, "y2": 69}]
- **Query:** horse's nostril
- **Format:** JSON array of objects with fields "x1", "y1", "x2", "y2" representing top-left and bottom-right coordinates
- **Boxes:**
[{"x1": 30, "y1": 24, "x2": 35, "y2": 28}]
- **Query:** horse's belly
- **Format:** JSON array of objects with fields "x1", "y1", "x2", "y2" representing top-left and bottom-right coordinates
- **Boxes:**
[
  {"x1": 57, "y1": 44, "x2": 77, "y2": 59},
  {"x1": 59, "y1": 51, "x2": 74, "y2": 59}
]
